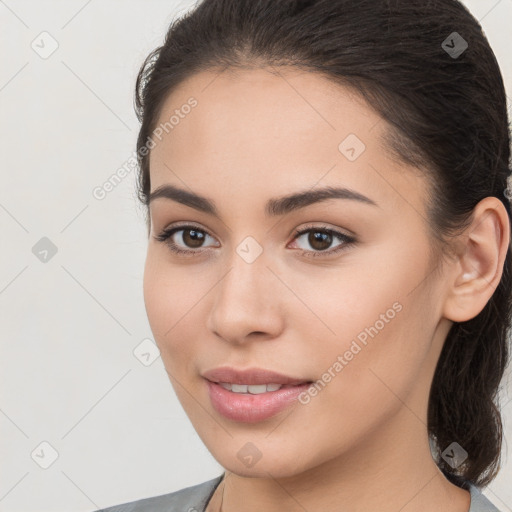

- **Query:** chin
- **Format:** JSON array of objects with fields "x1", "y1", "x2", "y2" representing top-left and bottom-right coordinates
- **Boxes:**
[{"x1": 212, "y1": 447, "x2": 311, "y2": 480}]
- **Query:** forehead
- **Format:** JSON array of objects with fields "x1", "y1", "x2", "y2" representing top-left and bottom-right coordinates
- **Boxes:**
[
  {"x1": 152, "y1": 67, "x2": 378, "y2": 157},
  {"x1": 147, "y1": 67, "x2": 429, "y2": 218}
]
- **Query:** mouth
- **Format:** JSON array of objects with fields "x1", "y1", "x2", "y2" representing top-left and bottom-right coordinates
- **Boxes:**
[
  {"x1": 201, "y1": 365, "x2": 313, "y2": 388},
  {"x1": 204, "y1": 378, "x2": 314, "y2": 423},
  {"x1": 207, "y1": 381, "x2": 313, "y2": 394},
  {"x1": 201, "y1": 365, "x2": 314, "y2": 422}
]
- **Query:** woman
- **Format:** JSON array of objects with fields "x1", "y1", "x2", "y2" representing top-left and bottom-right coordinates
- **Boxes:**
[{"x1": 94, "y1": 0, "x2": 512, "y2": 510}]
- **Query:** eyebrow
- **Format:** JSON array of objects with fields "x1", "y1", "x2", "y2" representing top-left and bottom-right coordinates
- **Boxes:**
[{"x1": 148, "y1": 184, "x2": 378, "y2": 218}]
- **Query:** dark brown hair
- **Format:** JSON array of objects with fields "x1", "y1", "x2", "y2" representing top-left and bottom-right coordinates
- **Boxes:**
[{"x1": 134, "y1": 0, "x2": 512, "y2": 488}]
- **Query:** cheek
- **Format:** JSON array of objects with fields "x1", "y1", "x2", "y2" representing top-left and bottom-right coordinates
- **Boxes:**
[
  {"x1": 298, "y1": 246, "x2": 434, "y2": 410},
  {"x1": 289, "y1": 306, "x2": 428, "y2": 464},
  {"x1": 142, "y1": 251, "x2": 203, "y2": 359}
]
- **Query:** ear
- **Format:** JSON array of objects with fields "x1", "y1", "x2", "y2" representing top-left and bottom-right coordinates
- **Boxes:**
[{"x1": 442, "y1": 197, "x2": 510, "y2": 323}]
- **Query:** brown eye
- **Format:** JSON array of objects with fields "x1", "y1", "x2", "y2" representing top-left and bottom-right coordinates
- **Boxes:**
[
  {"x1": 306, "y1": 231, "x2": 333, "y2": 251},
  {"x1": 154, "y1": 224, "x2": 218, "y2": 256},
  {"x1": 291, "y1": 225, "x2": 356, "y2": 258},
  {"x1": 182, "y1": 228, "x2": 207, "y2": 248}
]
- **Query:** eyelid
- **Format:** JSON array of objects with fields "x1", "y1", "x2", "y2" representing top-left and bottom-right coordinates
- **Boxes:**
[
  {"x1": 290, "y1": 221, "x2": 356, "y2": 239},
  {"x1": 160, "y1": 221, "x2": 214, "y2": 238}
]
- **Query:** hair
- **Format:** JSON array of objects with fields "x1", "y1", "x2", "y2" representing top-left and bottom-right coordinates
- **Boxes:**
[{"x1": 134, "y1": 0, "x2": 512, "y2": 488}]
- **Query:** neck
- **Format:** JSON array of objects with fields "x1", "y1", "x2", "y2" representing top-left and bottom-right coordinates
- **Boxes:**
[{"x1": 213, "y1": 409, "x2": 470, "y2": 512}]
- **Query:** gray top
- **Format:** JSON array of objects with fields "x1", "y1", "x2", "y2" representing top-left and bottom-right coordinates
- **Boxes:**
[{"x1": 93, "y1": 473, "x2": 501, "y2": 512}]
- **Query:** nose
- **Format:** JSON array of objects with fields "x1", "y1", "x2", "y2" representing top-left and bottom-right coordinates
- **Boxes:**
[{"x1": 206, "y1": 243, "x2": 284, "y2": 345}]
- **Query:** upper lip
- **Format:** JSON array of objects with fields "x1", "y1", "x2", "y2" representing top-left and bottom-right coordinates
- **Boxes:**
[{"x1": 202, "y1": 366, "x2": 311, "y2": 386}]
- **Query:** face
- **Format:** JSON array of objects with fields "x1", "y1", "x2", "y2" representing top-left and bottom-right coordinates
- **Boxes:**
[{"x1": 143, "y1": 67, "x2": 452, "y2": 478}]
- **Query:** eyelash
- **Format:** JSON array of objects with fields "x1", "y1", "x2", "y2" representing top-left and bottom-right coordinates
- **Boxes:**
[{"x1": 154, "y1": 223, "x2": 356, "y2": 259}]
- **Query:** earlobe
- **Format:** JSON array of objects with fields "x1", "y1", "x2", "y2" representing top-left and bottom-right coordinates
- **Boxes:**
[{"x1": 443, "y1": 197, "x2": 510, "y2": 323}]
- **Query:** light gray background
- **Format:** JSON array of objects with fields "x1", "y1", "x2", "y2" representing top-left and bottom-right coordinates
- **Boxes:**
[{"x1": 1, "y1": 1, "x2": 511, "y2": 511}]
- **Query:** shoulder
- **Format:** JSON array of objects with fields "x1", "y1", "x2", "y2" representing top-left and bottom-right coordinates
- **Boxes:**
[
  {"x1": 91, "y1": 475, "x2": 502, "y2": 512},
  {"x1": 468, "y1": 483, "x2": 502, "y2": 512},
  {"x1": 92, "y1": 474, "x2": 224, "y2": 512}
]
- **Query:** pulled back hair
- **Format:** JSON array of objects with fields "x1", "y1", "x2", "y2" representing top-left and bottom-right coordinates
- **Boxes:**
[{"x1": 134, "y1": 0, "x2": 512, "y2": 488}]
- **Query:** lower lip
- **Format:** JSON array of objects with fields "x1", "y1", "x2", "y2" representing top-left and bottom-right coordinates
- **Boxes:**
[{"x1": 205, "y1": 379, "x2": 311, "y2": 423}]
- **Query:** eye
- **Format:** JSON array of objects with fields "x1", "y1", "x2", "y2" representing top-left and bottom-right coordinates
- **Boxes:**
[
  {"x1": 290, "y1": 225, "x2": 356, "y2": 258},
  {"x1": 154, "y1": 223, "x2": 356, "y2": 259},
  {"x1": 154, "y1": 224, "x2": 218, "y2": 256}
]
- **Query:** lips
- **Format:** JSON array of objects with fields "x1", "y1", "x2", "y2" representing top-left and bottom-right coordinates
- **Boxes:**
[
  {"x1": 201, "y1": 366, "x2": 311, "y2": 386},
  {"x1": 205, "y1": 380, "x2": 313, "y2": 423},
  {"x1": 202, "y1": 366, "x2": 314, "y2": 422}
]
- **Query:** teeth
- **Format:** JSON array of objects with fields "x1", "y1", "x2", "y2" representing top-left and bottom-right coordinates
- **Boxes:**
[{"x1": 218, "y1": 382, "x2": 283, "y2": 394}]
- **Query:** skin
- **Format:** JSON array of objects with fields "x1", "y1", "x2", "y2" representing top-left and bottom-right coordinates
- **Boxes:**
[{"x1": 143, "y1": 67, "x2": 510, "y2": 512}]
